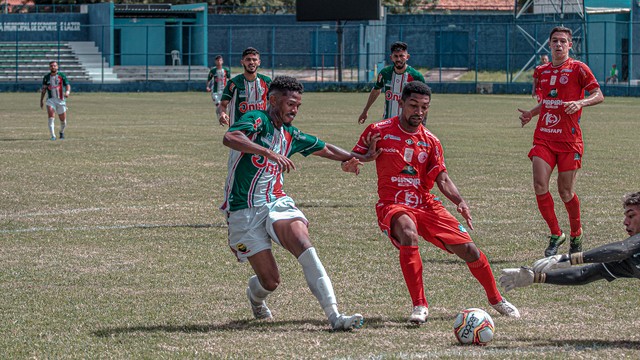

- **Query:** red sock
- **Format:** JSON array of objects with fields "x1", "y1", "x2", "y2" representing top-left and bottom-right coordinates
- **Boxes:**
[
  {"x1": 467, "y1": 251, "x2": 501, "y2": 305},
  {"x1": 536, "y1": 192, "x2": 562, "y2": 235},
  {"x1": 563, "y1": 194, "x2": 582, "y2": 237},
  {"x1": 399, "y1": 245, "x2": 427, "y2": 307}
]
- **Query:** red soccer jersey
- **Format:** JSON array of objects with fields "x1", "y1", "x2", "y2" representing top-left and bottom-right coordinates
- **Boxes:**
[
  {"x1": 353, "y1": 116, "x2": 446, "y2": 207},
  {"x1": 535, "y1": 58, "x2": 600, "y2": 143}
]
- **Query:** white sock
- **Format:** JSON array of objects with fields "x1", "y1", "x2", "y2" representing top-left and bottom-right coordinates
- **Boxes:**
[
  {"x1": 297, "y1": 247, "x2": 339, "y2": 320},
  {"x1": 248, "y1": 275, "x2": 272, "y2": 303},
  {"x1": 60, "y1": 120, "x2": 66, "y2": 134},
  {"x1": 48, "y1": 118, "x2": 55, "y2": 136}
]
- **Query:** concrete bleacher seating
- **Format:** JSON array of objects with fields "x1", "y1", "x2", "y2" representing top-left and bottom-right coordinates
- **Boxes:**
[
  {"x1": 0, "y1": 42, "x2": 91, "y2": 82},
  {"x1": 113, "y1": 65, "x2": 210, "y2": 81}
]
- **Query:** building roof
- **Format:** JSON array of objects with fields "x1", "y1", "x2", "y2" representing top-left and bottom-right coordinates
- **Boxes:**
[{"x1": 433, "y1": 0, "x2": 514, "y2": 12}]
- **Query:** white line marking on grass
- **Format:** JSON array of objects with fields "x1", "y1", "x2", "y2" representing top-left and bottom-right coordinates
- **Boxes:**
[{"x1": 0, "y1": 223, "x2": 227, "y2": 234}]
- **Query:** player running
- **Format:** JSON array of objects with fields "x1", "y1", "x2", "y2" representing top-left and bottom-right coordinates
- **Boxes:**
[
  {"x1": 500, "y1": 192, "x2": 640, "y2": 290},
  {"x1": 518, "y1": 26, "x2": 603, "y2": 257},
  {"x1": 206, "y1": 55, "x2": 231, "y2": 116},
  {"x1": 40, "y1": 61, "x2": 71, "y2": 140},
  {"x1": 352, "y1": 81, "x2": 520, "y2": 324},
  {"x1": 221, "y1": 75, "x2": 380, "y2": 331},
  {"x1": 358, "y1": 41, "x2": 426, "y2": 125},
  {"x1": 218, "y1": 47, "x2": 271, "y2": 127}
]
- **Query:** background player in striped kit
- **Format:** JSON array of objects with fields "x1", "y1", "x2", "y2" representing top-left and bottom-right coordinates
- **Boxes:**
[
  {"x1": 358, "y1": 41, "x2": 426, "y2": 125},
  {"x1": 221, "y1": 75, "x2": 380, "y2": 330},
  {"x1": 218, "y1": 47, "x2": 271, "y2": 127},
  {"x1": 206, "y1": 55, "x2": 231, "y2": 116},
  {"x1": 40, "y1": 61, "x2": 70, "y2": 140}
]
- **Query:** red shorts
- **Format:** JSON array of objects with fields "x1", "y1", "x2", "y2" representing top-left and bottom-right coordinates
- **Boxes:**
[
  {"x1": 528, "y1": 140, "x2": 583, "y2": 172},
  {"x1": 376, "y1": 200, "x2": 472, "y2": 253}
]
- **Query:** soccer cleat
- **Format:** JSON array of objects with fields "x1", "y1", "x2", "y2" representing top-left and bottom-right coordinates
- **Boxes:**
[
  {"x1": 246, "y1": 287, "x2": 272, "y2": 320},
  {"x1": 408, "y1": 305, "x2": 429, "y2": 324},
  {"x1": 330, "y1": 313, "x2": 364, "y2": 331},
  {"x1": 59, "y1": 132, "x2": 65, "y2": 140},
  {"x1": 50, "y1": 135, "x2": 56, "y2": 141},
  {"x1": 569, "y1": 232, "x2": 583, "y2": 254},
  {"x1": 544, "y1": 233, "x2": 566, "y2": 257},
  {"x1": 491, "y1": 298, "x2": 520, "y2": 318}
]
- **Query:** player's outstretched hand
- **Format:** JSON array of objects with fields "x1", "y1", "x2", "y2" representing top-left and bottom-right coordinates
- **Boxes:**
[
  {"x1": 532, "y1": 254, "x2": 570, "y2": 273},
  {"x1": 219, "y1": 112, "x2": 230, "y2": 126},
  {"x1": 499, "y1": 267, "x2": 534, "y2": 292},
  {"x1": 518, "y1": 108, "x2": 533, "y2": 127},
  {"x1": 457, "y1": 201, "x2": 474, "y2": 231},
  {"x1": 341, "y1": 157, "x2": 363, "y2": 175},
  {"x1": 357, "y1": 111, "x2": 368, "y2": 124}
]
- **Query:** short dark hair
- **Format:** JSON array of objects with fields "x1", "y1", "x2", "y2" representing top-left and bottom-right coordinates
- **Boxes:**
[
  {"x1": 269, "y1": 76, "x2": 303, "y2": 97},
  {"x1": 242, "y1": 47, "x2": 260, "y2": 58},
  {"x1": 390, "y1": 41, "x2": 408, "y2": 53},
  {"x1": 214, "y1": 55, "x2": 223, "y2": 60},
  {"x1": 49, "y1": 61, "x2": 57, "y2": 66},
  {"x1": 549, "y1": 26, "x2": 572, "y2": 40},
  {"x1": 623, "y1": 192, "x2": 640, "y2": 207},
  {"x1": 401, "y1": 81, "x2": 431, "y2": 101}
]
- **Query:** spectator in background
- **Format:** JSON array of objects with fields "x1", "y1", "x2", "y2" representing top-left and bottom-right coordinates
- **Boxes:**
[
  {"x1": 532, "y1": 54, "x2": 549, "y2": 101},
  {"x1": 605, "y1": 64, "x2": 618, "y2": 84}
]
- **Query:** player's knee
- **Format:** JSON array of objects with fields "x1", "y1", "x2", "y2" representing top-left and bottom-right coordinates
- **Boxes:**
[
  {"x1": 449, "y1": 242, "x2": 480, "y2": 262},
  {"x1": 260, "y1": 276, "x2": 281, "y2": 292}
]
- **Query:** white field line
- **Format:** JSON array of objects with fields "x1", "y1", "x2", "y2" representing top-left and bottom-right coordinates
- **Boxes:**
[{"x1": 0, "y1": 222, "x2": 227, "y2": 234}]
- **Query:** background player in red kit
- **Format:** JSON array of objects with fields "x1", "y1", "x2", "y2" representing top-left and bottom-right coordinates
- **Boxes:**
[
  {"x1": 518, "y1": 26, "x2": 603, "y2": 257},
  {"x1": 352, "y1": 81, "x2": 520, "y2": 324}
]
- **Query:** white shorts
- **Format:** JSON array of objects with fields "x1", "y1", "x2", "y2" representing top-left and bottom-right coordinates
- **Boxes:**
[
  {"x1": 211, "y1": 91, "x2": 222, "y2": 104},
  {"x1": 46, "y1": 98, "x2": 67, "y2": 115},
  {"x1": 226, "y1": 196, "x2": 308, "y2": 262}
]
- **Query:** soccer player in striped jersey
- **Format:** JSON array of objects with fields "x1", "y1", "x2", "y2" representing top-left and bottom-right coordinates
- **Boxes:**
[
  {"x1": 352, "y1": 81, "x2": 520, "y2": 324},
  {"x1": 218, "y1": 47, "x2": 271, "y2": 127},
  {"x1": 220, "y1": 75, "x2": 380, "y2": 331},
  {"x1": 518, "y1": 26, "x2": 604, "y2": 257},
  {"x1": 206, "y1": 55, "x2": 231, "y2": 116},
  {"x1": 500, "y1": 192, "x2": 640, "y2": 291},
  {"x1": 358, "y1": 41, "x2": 426, "y2": 125},
  {"x1": 40, "y1": 61, "x2": 70, "y2": 140}
]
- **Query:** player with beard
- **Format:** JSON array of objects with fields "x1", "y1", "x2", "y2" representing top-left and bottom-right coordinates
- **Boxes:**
[
  {"x1": 221, "y1": 75, "x2": 381, "y2": 330},
  {"x1": 40, "y1": 61, "x2": 71, "y2": 140},
  {"x1": 518, "y1": 26, "x2": 603, "y2": 258},
  {"x1": 352, "y1": 81, "x2": 520, "y2": 324},
  {"x1": 358, "y1": 41, "x2": 426, "y2": 125},
  {"x1": 218, "y1": 47, "x2": 271, "y2": 126},
  {"x1": 500, "y1": 192, "x2": 640, "y2": 290}
]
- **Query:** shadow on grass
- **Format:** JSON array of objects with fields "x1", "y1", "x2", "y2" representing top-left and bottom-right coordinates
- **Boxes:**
[{"x1": 492, "y1": 337, "x2": 640, "y2": 350}]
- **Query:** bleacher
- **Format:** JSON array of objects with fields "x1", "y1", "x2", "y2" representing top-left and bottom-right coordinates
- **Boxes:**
[
  {"x1": 0, "y1": 42, "x2": 91, "y2": 82},
  {"x1": 112, "y1": 65, "x2": 210, "y2": 82}
]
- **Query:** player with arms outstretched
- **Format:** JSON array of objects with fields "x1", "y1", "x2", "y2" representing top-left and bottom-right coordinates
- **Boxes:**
[
  {"x1": 501, "y1": 192, "x2": 640, "y2": 290},
  {"x1": 218, "y1": 47, "x2": 271, "y2": 127},
  {"x1": 518, "y1": 26, "x2": 603, "y2": 257},
  {"x1": 358, "y1": 41, "x2": 426, "y2": 125},
  {"x1": 221, "y1": 75, "x2": 380, "y2": 331},
  {"x1": 40, "y1": 61, "x2": 70, "y2": 140},
  {"x1": 352, "y1": 81, "x2": 520, "y2": 324}
]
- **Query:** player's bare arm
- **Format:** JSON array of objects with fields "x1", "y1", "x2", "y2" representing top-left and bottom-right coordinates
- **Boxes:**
[
  {"x1": 223, "y1": 130, "x2": 295, "y2": 172},
  {"x1": 64, "y1": 85, "x2": 70, "y2": 98},
  {"x1": 518, "y1": 102, "x2": 542, "y2": 127},
  {"x1": 358, "y1": 89, "x2": 381, "y2": 124},
  {"x1": 218, "y1": 100, "x2": 230, "y2": 126},
  {"x1": 563, "y1": 87, "x2": 604, "y2": 115},
  {"x1": 435, "y1": 171, "x2": 474, "y2": 230},
  {"x1": 40, "y1": 86, "x2": 46, "y2": 108}
]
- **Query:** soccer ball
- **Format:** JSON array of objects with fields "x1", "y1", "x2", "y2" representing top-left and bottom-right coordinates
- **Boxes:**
[{"x1": 453, "y1": 308, "x2": 495, "y2": 346}]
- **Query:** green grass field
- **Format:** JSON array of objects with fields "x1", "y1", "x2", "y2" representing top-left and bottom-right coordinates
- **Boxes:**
[{"x1": 1, "y1": 91, "x2": 639, "y2": 359}]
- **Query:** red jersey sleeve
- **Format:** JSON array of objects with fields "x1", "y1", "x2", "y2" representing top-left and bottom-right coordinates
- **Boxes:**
[
  {"x1": 578, "y1": 62, "x2": 600, "y2": 93},
  {"x1": 352, "y1": 124, "x2": 379, "y2": 155},
  {"x1": 424, "y1": 134, "x2": 447, "y2": 190}
]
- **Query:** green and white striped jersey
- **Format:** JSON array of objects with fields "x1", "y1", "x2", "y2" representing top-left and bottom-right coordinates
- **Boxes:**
[
  {"x1": 221, "y1": 110, "x2": 326, "y2": 212},
  {"x1": 373, "y1": 65, "x2": 425, "y2": 119}
]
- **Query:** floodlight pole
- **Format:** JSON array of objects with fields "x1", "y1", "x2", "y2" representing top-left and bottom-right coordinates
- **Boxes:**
[{"x1": 336, "y1": 20, "x2": 343, "y2": 82}]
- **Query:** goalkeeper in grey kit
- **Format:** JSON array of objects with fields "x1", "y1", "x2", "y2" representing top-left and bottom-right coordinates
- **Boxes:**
[{"x1": 500, "y1": 192, "x2": 640, "y2": 290}]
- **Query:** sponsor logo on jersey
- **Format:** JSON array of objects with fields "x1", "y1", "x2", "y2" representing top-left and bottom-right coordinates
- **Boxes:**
[
  {"x1": 417, "y1": 141, "x2": 429, "y2": 148},
  {"x1": 391, "y1": 176, "x2": 420, "y2": 187},
  {"x1": 251, "y1": 155, "x2": 280, "y2": 175},
  {"x1": 401, "y1": 165, "x2": 417, "y2": 175},
  {"x1": 405, "y1": 139, "x2": 414, "y2": 145},
  {"x1": 548, "y1": 89, "x2": 558, "y2": 98},
  {"x1": 458, "y1": 224, "x2": 468, "y2": 233},
  {"x1": 561, "y1": 69, "x2": 573, "y2": 73},
  {"x1": 374, "y1": 119, "x2": 393, "y2": 128},
  {"x1": 383, "y1": 134, "x2": 401, "y2": 141},
  {"x1": 418, "y1": 152, "x2": 428, "y2": 163},
  {"x1": 237, "y1": 243, "x2": 248, "y2": 253},
  {"x1": 559, "y1": 75, "x2": 569, "y2": 85},
  {"x1": 239, "y1": 101, "x2": 267, "y2": 113},
  {"x1": 252, "y1": 118, "x2": 263, "y2": 131},
  {"x1": 381, "y1": 147, "x2": 399, "y2": 153},
  {"x1": 574, "y1": 153, "x2": 581, "y2": 160},
  {"x1": 395, "y1": 190, "x2": 421, "y2": 207},
  {"x1": 384, "y1": 90, "x2": 401, "y2": 102}
]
